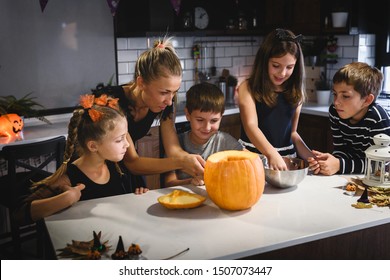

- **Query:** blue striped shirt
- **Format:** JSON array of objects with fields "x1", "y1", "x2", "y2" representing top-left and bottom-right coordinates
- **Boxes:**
[{"x1": 329, "y1": 103, "x2": 390, "y2": 174}]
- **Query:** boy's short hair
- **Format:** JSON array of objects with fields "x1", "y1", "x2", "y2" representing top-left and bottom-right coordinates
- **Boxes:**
[
  {"x1": 185, "y1": 82, "x2": 225, "y2": 114},
  {"x1": 333, "y1": 62, "x2": 384, "y2": 98}
]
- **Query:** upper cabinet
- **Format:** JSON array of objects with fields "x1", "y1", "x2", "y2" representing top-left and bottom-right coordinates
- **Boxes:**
[
  {"x1": 114, "y1": 0, "x2": 265, "y2": 37},
  {"x1": 264, "y1": 0, "x2": 321, "y2": 35},
  {"x1": 321, "y1": 0, "x2": 382, "y2": 35},
  {"x1": 114, "y1": 0, "x2": 386, "y2": 38}
]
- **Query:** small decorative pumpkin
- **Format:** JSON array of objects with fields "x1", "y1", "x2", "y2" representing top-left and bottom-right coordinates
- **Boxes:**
[
  {"x1": 204, "y1": 150, "x2": 265, "y2": 210},
  {"x1": 0, "y1": 113, "x2": 24, "y2": 144}
]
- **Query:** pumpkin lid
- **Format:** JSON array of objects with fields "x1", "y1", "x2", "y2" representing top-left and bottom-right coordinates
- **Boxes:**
[{"x1": 158, "y1": 190, "x2": 206, "y2": 209}]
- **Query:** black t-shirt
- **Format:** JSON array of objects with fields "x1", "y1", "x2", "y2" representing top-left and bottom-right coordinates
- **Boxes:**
[{"x1": 67, "y1": 161, "x2": 128, "y2": 200}]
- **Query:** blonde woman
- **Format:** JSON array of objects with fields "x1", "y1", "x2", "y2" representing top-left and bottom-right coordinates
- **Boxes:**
[{"x1": 94, "y1": 37, "x2": 205, "y2": 186}]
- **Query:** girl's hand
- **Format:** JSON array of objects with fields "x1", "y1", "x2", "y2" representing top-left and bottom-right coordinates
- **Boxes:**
[
  {"x1": 308, "y1": 150, "x2": 321, "y2": 174},
  {"x1": 135, "y1": 187, "x2": 149, "y2": 195},
  {"x1": 267, "y1": 152, "x2": 288, "y2": 171},
  {"x1": 62, "y1": 183, "x2": 85, "y2": 205}
]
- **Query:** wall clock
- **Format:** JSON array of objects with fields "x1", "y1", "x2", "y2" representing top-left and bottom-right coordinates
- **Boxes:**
[{"x1": 194, "y1": 7, "x2": 209, "y2": 30}]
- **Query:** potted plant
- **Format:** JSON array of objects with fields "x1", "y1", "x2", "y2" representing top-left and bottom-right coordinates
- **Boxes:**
[
  {"x1": 302, "y1": 37, "x2": 327, "y2": 66},
  {"x1": 0, "y1": 92, "x2": 50, "y2": 124},
  {"x1": 315, "y1": 71, "x2": 331, "y2": 106}
]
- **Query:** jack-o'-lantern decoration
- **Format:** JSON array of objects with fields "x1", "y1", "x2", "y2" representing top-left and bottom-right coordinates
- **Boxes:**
[
  {"x1": 204, "y1": 150, "x2": 265, "y2": 210},
  {"x1": 0, "y1": 113, "x2": 24, "y2": 144}
]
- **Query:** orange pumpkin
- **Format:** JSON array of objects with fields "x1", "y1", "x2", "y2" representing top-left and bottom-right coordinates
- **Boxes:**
[
  {"x1": 204, "y1": 150, "x2": 265, "y2": 210},
  {"x1": 0, "y1": 113, "x2": 24, "y2": 144}
]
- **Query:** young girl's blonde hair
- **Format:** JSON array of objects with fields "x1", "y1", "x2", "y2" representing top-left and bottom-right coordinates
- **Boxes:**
[{"x1": 32, "y1": 95, "x2": 126, "y2": 188}]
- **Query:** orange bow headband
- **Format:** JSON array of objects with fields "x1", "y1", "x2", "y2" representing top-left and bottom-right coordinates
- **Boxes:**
[{"x1": 79, "y1": 94, "x2": 120, "y2": 122}]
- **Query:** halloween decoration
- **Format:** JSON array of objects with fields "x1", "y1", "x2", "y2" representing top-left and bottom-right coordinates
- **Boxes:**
[
  {"x1": 57, "y1": 231, "x2": 110, "y2": 259},
  {"x1": 363, "y1": 134, "x2": 390, "y2": 188},
  {"x1": 111, "y1": 236, "x2": 128, "y2": 260},
  {"x1": 0, "y1": 113, "x2": 24, "y2": 144}
]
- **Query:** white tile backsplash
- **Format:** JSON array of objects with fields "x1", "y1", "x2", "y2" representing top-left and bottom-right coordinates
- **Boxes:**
[
  {"x1": 116, "y1": 33, "x2": 376, "y2": 97},
  {"x1": 343, "y1": 46, "x2": 359, "y2": 58}
]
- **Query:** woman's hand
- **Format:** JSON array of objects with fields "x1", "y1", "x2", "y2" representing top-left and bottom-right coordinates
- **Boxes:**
[{"x1": 180, "y1": 154, "x2": 205, "y2": 177}]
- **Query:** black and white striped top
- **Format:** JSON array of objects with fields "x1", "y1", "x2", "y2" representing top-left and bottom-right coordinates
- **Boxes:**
[{"x1": 329, "y1": 103, "x2": 390, "y2": 174}]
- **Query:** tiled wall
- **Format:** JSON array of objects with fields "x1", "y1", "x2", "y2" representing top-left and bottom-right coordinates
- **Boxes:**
[
  {"x1": 325, "y1": 34, "x2": 376, "y2": 80},
  {"x1": 305, "y1": 34, "x2": 376, "y2": 103},
  {"x1": 116, "y1": 36, "x2": 261, "y2": 103},
  {"x1": 116, "y1": 34, "x2": 376, "y2": 103}
]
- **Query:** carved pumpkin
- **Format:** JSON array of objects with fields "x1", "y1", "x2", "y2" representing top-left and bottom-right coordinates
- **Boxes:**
[
  {"x1": 204, "y1": 150, "x2": 265, "y2": 211},
  {"x1": 0, "y1": 113, "x2": 24, "y2": 144}
]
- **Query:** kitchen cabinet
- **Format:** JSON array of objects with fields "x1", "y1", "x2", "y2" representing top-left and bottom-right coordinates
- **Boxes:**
[
  {"x1": 322, "y1": 0, "x2": 382, "y2": 35},
  {"x1": 114, "y1": 0, "x2": 174, "y2": 37},
  {"x1": 374, "y1": 0, "x2": 390, "y2": 67},
  {"x1": 298, "y1": 113, "x2": 333, "y2": 153},
  {"x1": 264, "y1": 0, "x2": 322, "y2": 35},
  {"x1": 264, "y1": 0, "x2": 382, "y2": 36},
  {"x1": 114, "y1": 0, "x2": 383, "y2": 37},
  {"x1": 220, "y1": 112, "x2": 241, "y2": 140},
  {"x1": 114, "y1": 0, "x2": 265, "y2": 37}
]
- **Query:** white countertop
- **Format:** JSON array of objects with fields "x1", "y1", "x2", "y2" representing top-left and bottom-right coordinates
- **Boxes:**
[
  {"x1": 0, "y1": 103, "x2": 331, "y2": 151},
  {"x1": 44, "y1": 174, "x2": 390, "y2": 260},
  {"x1": 301, "y1": 102, "x2": 329, "y2": 117},
  {"x1": 0, "y1": 115, "x2": 70, "y2": 151},
  {"x1": 0, "y1": 107, "x2": 240, "y2": 151}
]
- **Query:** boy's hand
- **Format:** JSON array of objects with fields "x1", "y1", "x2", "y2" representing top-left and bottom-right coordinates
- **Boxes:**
[
  {"x1": 191, "y1": 176, "x2": 204, "y2": 186},
  {"x1": 135, "y1": 187, "x2": 149, "y2": 195},
  {"x1": 308, "y1": 150, "x2": 339, "y2": 176}
]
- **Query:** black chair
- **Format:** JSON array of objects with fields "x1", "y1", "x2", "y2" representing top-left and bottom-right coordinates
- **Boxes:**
[{"x1": 0, "y1": 136, "x2": 66, "y2": 259}]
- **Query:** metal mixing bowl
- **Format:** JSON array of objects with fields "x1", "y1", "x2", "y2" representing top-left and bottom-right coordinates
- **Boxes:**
[{"x1": 262, "y1": 157, "x2": 309, "y2": 188}]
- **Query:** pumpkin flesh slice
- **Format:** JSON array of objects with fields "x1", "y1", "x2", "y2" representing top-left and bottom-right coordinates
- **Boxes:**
[{"x1": 158, "y1": 190, "x2": 206, "y2": 209}]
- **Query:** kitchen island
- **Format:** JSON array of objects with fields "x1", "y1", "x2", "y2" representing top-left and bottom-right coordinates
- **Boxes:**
[{"x1": 43, "y1": 174, "x2": 390, "y2": 260}]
